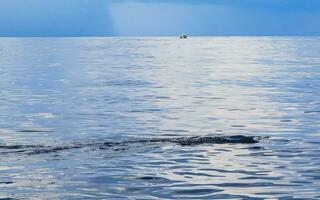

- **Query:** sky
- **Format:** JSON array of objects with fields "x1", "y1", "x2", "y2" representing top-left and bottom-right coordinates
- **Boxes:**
[{"x1": 0, "y1": 0, "x2": 319, "y2": 36}]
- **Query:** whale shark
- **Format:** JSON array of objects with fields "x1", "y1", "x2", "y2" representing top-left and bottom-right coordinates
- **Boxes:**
[{"x1": 0, "y1": 135, "x2": 259, "y2": 155}]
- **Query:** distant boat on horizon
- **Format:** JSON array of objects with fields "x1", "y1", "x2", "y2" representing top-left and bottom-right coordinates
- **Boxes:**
[{"x1": 180, "y1": 34, "x2": 188, "y2": 39}]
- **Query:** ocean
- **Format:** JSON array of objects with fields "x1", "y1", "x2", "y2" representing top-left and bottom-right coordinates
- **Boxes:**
[{"x1": 0, "y1": 37, "x2": 319, "y2": 199}]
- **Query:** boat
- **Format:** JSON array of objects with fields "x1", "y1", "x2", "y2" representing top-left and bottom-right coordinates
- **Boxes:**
[{"x1": 180, "y1": 34, "x2": 188, "y2": 39}]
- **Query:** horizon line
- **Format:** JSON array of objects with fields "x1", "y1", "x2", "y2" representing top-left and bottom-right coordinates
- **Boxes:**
[{"x1": 0, "y1": 35, "x2": 319, "y2": 38}]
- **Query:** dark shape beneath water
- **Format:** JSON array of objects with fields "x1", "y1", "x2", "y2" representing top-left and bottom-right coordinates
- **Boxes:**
[
  {"x1": 135, "y1": 135, "x2": 257, "y2": 145},
  {"x1": 0, "y1": 135, "x2": 259, "y2": 155}
]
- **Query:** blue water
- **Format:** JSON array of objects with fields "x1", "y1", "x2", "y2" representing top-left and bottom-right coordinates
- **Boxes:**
[{"x1": 0, "y1": 37, "x2": 319, "y2": 199}]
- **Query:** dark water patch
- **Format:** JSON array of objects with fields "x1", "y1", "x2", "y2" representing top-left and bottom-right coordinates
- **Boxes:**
[
  {"x1": 143, "y1": 95, "x2": 170, "y2": 99},
  {"x1": 307, "y1": 141, "x2": 320, "y2": 145},
  {"x1": 0, "y1": 144, "x2": 44, "y2": 150},
  {"x1": 161, "y1": 129, "x2": 190, "y2": 133},
  {"x1": 168, "y1": 158, "x2": 190, "y2": 163},
  {"x1": 0, "y1": 181, "x2": 13, "y2": 184},
  {"x1": 0, "y1": 135, "x2": 259, "y2": 156},
  {"x1": 254, "y1": 192, "x2": 286, "y2": 196},
  {"x1": 208, "y1": 97, "x2": 226, "y2": 100},
  {"x1": 290, "y1": 180, "x2": 312, "y2": 184},
  {"x1": 280, "y1": 119, "x2": 293, "y2": 123},
  {"x1": 194, "y1": 96, "x2": 207, "y2": 99},
  {"x1": 239, "y1": 176, "x2": 284, "y2": 181},
  {"x1": 17, "y1": 129, "x2": 52, "y2": 133},
  {"x1": 228, "y1": 108, "x2": 257, "y2": 112},
  {"x1": 228, "y1": 109, "x2": 242, "y2": 111},
  {"x1": 213, "y1": 182, "x2": 298, "y2": 188},
  {"x1": 230, "y1": 125, "x2": 246, "y2": 128},
  {"x1": 304, "y1": 110, "x2": 320, "y2": 114},
  {"x1": 214, "y1": 148, "x2": 231, "y2": 152},
  {"x1": 129, "y1": 108, "x2": 163, "y2": 113},
  {"x1": 144, "y1": 56, "x2": 155, "y2": 59},
  {"x1": 135, "y1": 176, "x2": 173, "y2": 183},
  {"x1": 246, "y1": 146, "x2": 265, "y2": 150},
  {"x1": 173, "y1": 188, "x2": 222, "y2": 195},
  {"x1": 136, "y1": 176, "x2": 159, "y2": 180},
  {"x1": 174, "y1": 172, "x2": 222, "y2": 178},
  {"x1": 29, "y1": 144, "x2": 85, "y2": 155},
  {"x1": 239, "y1": 152, "x2": 276, "y2": 157},
  {"x1": 0, "y1": 198, "x2": 19, "y2": 200},
  {"x1": 198, "y1": 168, "x2": 268, "y2": 176}
]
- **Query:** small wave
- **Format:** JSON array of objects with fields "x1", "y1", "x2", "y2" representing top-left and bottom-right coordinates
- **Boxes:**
[
  {"x1": 17, "y1": 129, "x2": 52, "y2": 133},
  {"x1": 0, "y1": 198, "x2": 19, "y2": 200},
  {"x1": 0, "y1": 135, "x2": 259, "y2": 155},
  {"x1": 304, "y1": 110, "x2": 320, "y2": 114}
]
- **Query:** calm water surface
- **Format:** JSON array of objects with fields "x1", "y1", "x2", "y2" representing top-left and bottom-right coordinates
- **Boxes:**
[{"x1": 0, "y1": 37, "x2": 319, "y2": 199}]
